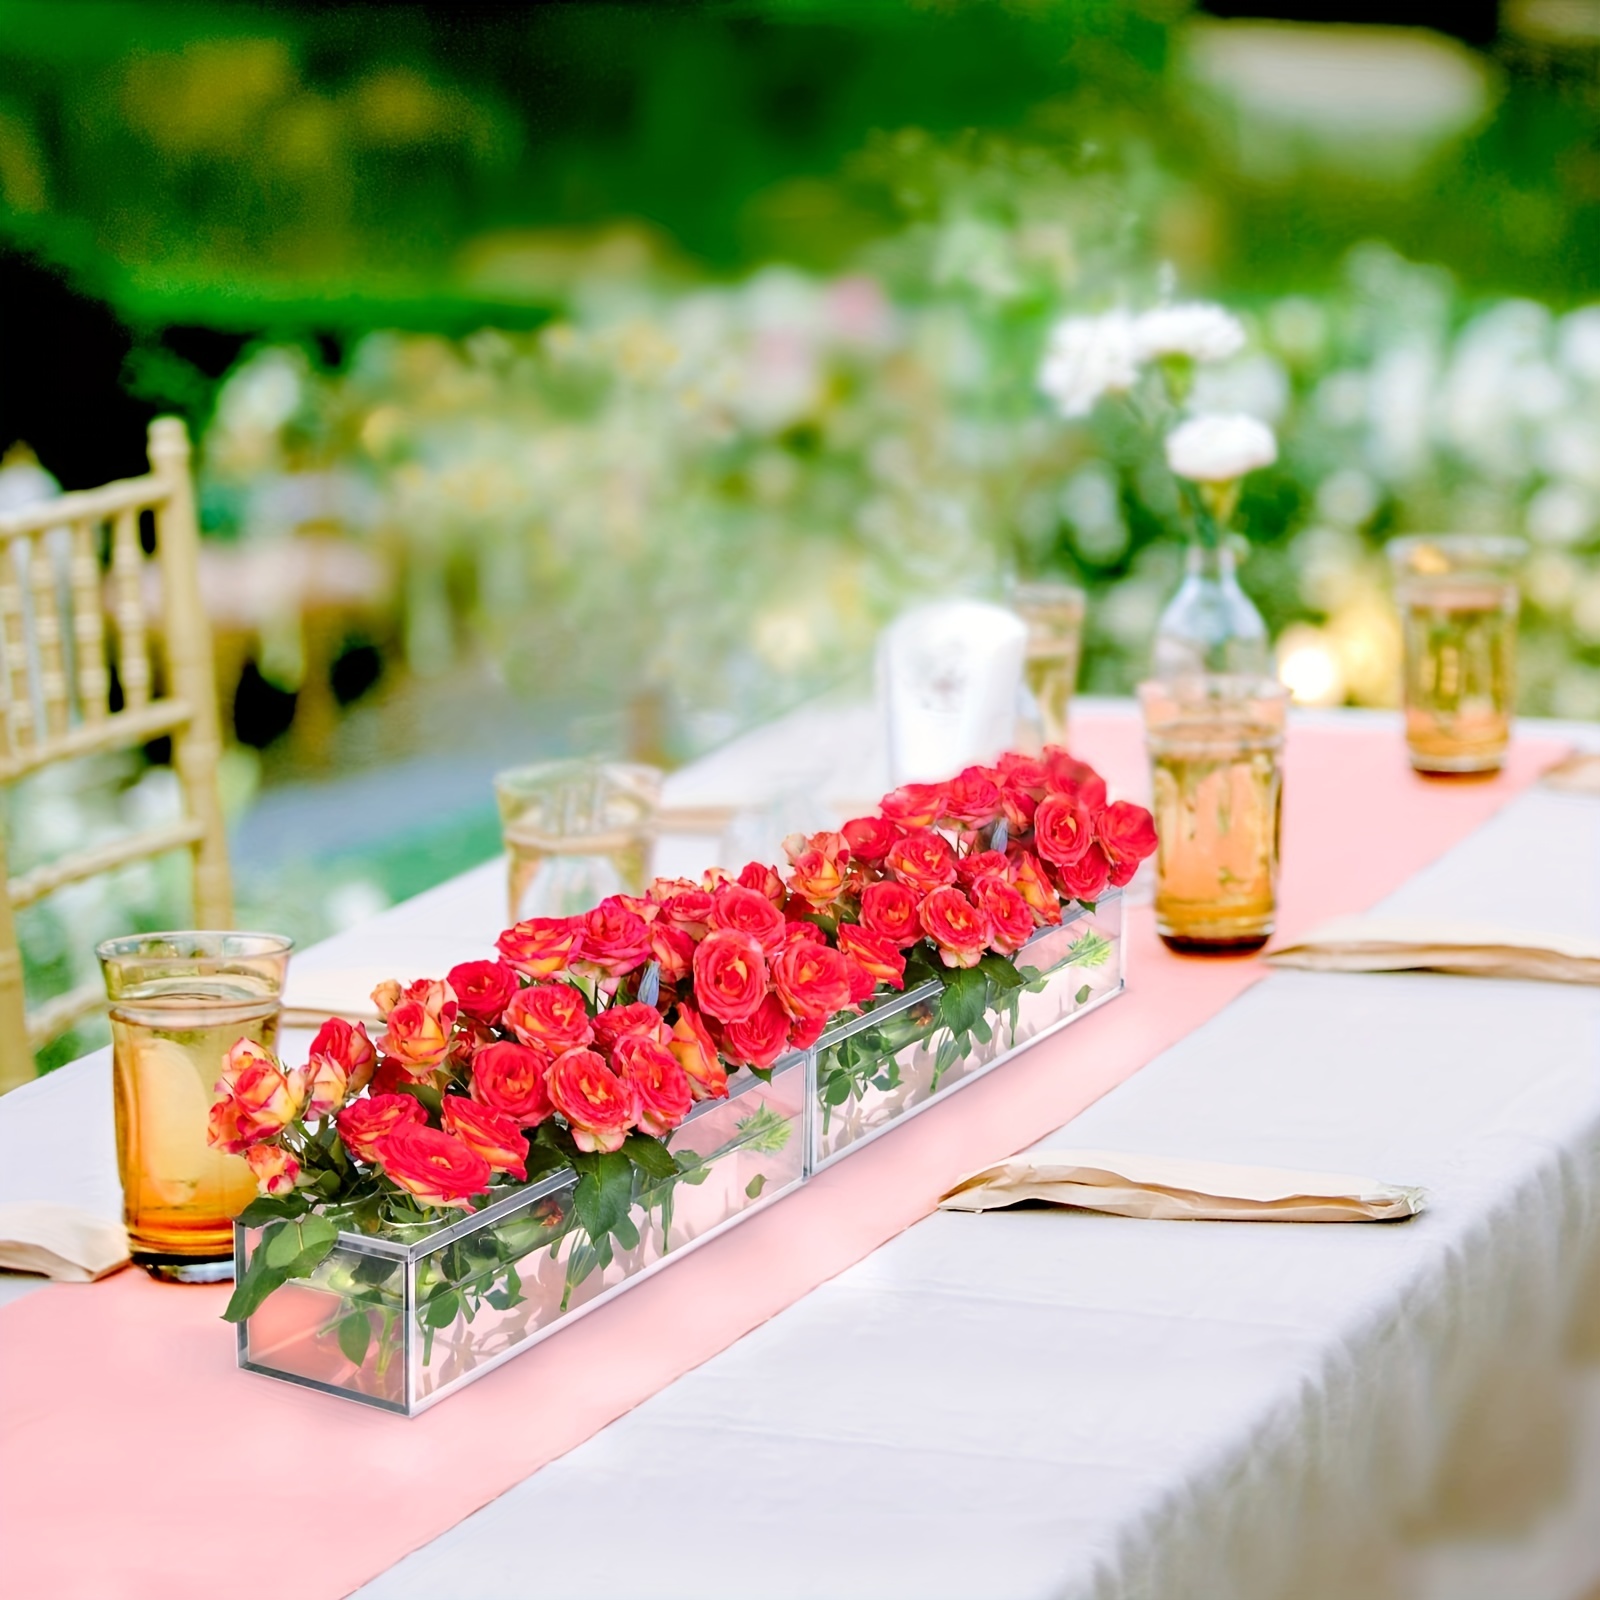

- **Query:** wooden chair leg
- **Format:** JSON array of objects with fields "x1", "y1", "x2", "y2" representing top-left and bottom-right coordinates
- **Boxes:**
[{"x1": 0, "y1": 825, "x2": 37, "y2": 1092}]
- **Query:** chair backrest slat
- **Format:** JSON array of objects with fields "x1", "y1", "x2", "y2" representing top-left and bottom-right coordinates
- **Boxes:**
[
  {"x1": 70, "y1": 519, "x2": 110, "y2": 725},
  {"x1": 27, "y1": 531, "x2": 70, "y2": 741},
  {"x1": 110, "y1": 507, "x2": 151, "y2": 711},
  {"x1": 0, "y1": 543, "x2": 35, "y2": 753}
]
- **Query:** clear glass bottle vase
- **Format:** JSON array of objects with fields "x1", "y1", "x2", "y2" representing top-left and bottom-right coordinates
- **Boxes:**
[{"x1": 1152, "y1": 536, "x2": 1269, "y2": 678}]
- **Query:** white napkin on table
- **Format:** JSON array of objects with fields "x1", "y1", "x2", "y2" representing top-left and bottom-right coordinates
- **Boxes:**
[
  {"x1": 280, "y1": 966, "x2": 392, "y2": 1027},
  {"x1": 939, "y1": 1149, "x2": 1426, "y2": 1222},
  {"x1": 0, "y1": 1203, "x2": 129, "y2": 1281},
  {"x1": 1542, "y1": 750, "x2": 1600, "y2": 796},
  {"x1": 1265, "y1": 916, "x2": 1600, "y2": 986}
]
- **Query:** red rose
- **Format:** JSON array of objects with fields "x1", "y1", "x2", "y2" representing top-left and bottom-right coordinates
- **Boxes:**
[
  {"x1": 692, "y1": 929, "x2": 769, "y2": 1024},
  {"x1": 441, "y1": 1095, "x2": 528, "y2": 1181},
  {"x1": 303, "y1": 1017, "x2": 377, "y2": 1119},
  {"x1": 207, "y1": 1040, "x2": 306, "y2": 1154},
  {"x1": 919, "y1": 885, "x2": 992, "y2": 968},
  {"x1": 997, "y1": 752, "x2": 1048, "y2": 789},
  {"x1": 789, "y1": 1011, "x2": 828, "y2": 1050},
  {"x1": 784, "y1": 830, "x2": 851, "y2": 905},
  {"x1": 842, "y1": 815, "x2": 899, "y2": 864},
  {"x1": 969, "y1": 874, "x2": 1035, "y2": 955},
  {"x1": 1097, "y1": 800, "x2": 1158, "y2": 886},
  {"x1": 858, "y1": 880, "x2": 923, "y2": 946},
  {"x1": 367, "y1": 1056, "x2": 415, "y2": 1099},
  {"x1": 783, "y1": 919, "x2": 825, "y2": 946},
  {"x1": 648, "y1": 921, "x2": 696, "y2": 984},
  {"x1": 837, "y1": 923, "x2": 907, "y2": 990},
  {"x1": 546, "y1": 1047, "x2": 638, "y2": 1154},
  {"x1": 940, "y1": 766, "x2": 1002, "y2": 827},
  {"x1": 376, "y1": 1122, "x2": 491, "y2": 1209},
  {"x1": 1043, "y1": 748, "x2": 1108, "y2": 812},
  {"x1": 497, "y1": 916, "x2": 584, "y2": 978},
  {"x1": 614, "y1": 1034, "x2": 693, "y2": 1138},
  {"x1": 885, "y1": 828, "x2": 958, "y2": 893},
  {"x1": 1008, "y1": 848, "x2": 1062, "y2": 924},
  {"x1": 1032, "y1": 796, "x2": 1096, "y2": 870},
  {"x1": 736, "y1": 860, "x2": 786, "y2": 905},
  {"x1": 505, "y1": 982, "x2": 595, "y2": 1054},
  {"x1": 336, "y1": 1093, "x2": 426, "y2": 1164},
  {"x1": 446, "y1": 960, "x2": 520, "y2": 1025},
  {"x1": 842, "y1": 954, "x2": 876, "y2": 1005},
  {"x1": 659, "y1": 885, "x2": 716, "y2": 929},
  {"x1": 710, "y1": 884, "x2": 788, "y2": 954},
  {"x1": 954, "y1": 849, "x2": 1009, "y2": 888},
  {"x1": 592, "y1": 1001, "x2": 668, "y2": 1051},
  {"x1": 1055, "y1": 843, "x2": 1112, "y2": 904},
  {"x1": 721, "y1": 993, "x2": 793, "y2": 1070},
  {"x1": 470, "y1": 1040, "x2": 554, "y2": 1127},
  {"x1": 375, "y1": 978, "x2": 459, "y2": 1075},
  {"x1": 771, "y1": 941, "x2": 855, "y2": 1023},
  {"x1": 578, "y1": 897, "x2": 654, "y2": 976},
  {"x1": 668, "y1": 1004, "x2": 728, "y2": 1101},
  {"x1": 879, "y1": 782, "x2": 946, "y2": 827},
  {"x1": 1000, "y1": 782, "x2": 1039, "y2": 834}
]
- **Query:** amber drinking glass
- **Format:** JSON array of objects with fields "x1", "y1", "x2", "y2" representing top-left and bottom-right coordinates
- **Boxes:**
[
  {"x1": 1013, "y1": 581, "x2": 1087, "y2": 748},
  {"x1": 1388, "y1": 535, "x2": 1525, "y2": 776},
  {"x1": 97, "y1": 931, "x2": 293, "y2": 1283},
  {"x1": 1140, "y1": 676, "x2": 1287, "y2": 953},
  {"x1": 495, "y1": 760, "x2": 662, "y2": 924}
]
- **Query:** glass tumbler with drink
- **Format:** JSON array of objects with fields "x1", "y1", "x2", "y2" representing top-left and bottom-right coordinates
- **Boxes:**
[
  {"x1": 1387, "y1": 535, "x2": 1525, "y2": 776},
  {"x1": 1012, "y1": 581, "x2": 1087, "y2": 749},
  {"x1": 1139, "y1": 676, "x2": 1286, "y2": 953},
  {"x1": 97, "y1": 931, "x2": 293, "y2": 1282}
]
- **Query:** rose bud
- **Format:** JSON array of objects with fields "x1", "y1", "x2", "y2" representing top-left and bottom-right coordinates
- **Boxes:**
[
  {"x1": 837, "y1": 924, "x2": 906, "y2": 990},
  {"x1": 446, "y1": 960, "x2": 521, "y2": 1026},
  {"x1": 657, "y1": 884, "x2": 716, "y2": 930},
  {"x1": 783, "y1": 831, "x2": 851, "y2": 905},
  {"x1": 1008, "y1": 849, "x2": 1063, "y2": 924},
  {"x1": 969, "y1": 874, "x2": 1035, "y2": 955},
  {"x1": 206, "y1": 1039, "x2": 306, "y2": 1153},
  {"x1": 375, "y1": 1123, "x2": 491, "y2": 1210},
  {"x1": 710, "y1": 884, "x2": 787, "y2": 955},
  {"x1": 996, "y1": 751, "x2": 1048, "y2": 790},
  {"x1": 336, "y1": 1093, "x2": 426, "y2": 1164},
  {"x1": 308, "y1": 1017, "x2": 377, "y2": 1094},
  {"x1": 1042, "y1": 748, "x2": 1109, "y2": 812},
  {"x1": 691, "y1": 929, "x2": 769, "y2": 1024},
  {"x1": 244, "y1": 1142, "x2": 301, "y2": 1198},
  {"x1": 505, "y1": 982, "x2": 595, "y2": 1054},
  {"x1": 771, "y1": 941, "x2": 855, "y2": 1023},
  {"x1": 668, "y1": 1004, "x2": 728, "y2": 1101},
  {"x1": 470, "y1": 1039, "x2": 555, "y2": 1127},
  {"x1": 1055, "y1": 843, "x2": 1112, "y2": 904},
  {"x1": 1096, "y1": 801, "x2": 1158, "y2": 886},
  {"x1": 879, "y1": 782, "x2": 947, "y2": 828},
  {"x1": 1000, "y1": 782, "x2": 1039, "y2": 834},
  {"x1": 1032, "y1": 796, "x2": 1096, "y2": 870},
  {"x1": 442, "y1": 1095, "x2": 528, "y2": 1181},
  {"x1": 649, "y1": 921, "x2": 697, "y2": 984},
  {"x1": 858, "y1": 880, "x2": 923, "y2": 947},
  {"x1": 919, "y1": 885, "x2": 993, "y2": 968},
  {"x1": 736, "y1": 860, "x2": 786, "y2": 905},
  {"x1": 377, "y1": 979, "x2": 460, "y2": 1075},
  {"x1": 592, "y1": 1002, "x2": 668, "y2": 1051},
  {"x1": 497, "y1": 916, "x2": 585, "y2": 978},
  {"x1": 954, "y1": 849, "x2": 1009, "y2": 888},
  {"x1": 645, "y1": 875, "x2": 701, "y2": 904},
  {"x1": 885, "y1": 828, "x2": 958, "y2": 893},
  {"x1": 613, "y1": 1034, "x2": 693, "y2": 1138},
  {"x1": 783, "y1": 919, "x2": 825, "y2": 946},
  {"x1": 940, "y1": 766, "x2": 1002, "y2": 828},
  {"x1": 841, "y1": 815, "x2": 899, "y2": 864},
  {"x1": 721, "y1": 993, "x2": 792, "y2": 1071},
  {"x1": 545, "y1": 1047, "x2": 639, "y2": 1154}
]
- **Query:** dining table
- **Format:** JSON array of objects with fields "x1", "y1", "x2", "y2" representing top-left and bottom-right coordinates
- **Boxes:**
[{"x1": 3, "y1": 698, "x2": 1599, "y2": 1600}]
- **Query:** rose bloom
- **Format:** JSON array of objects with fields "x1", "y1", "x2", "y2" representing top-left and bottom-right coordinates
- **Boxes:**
[
  {"x1": 788, "y1": 1010, "x2": 829, "y2": 1050},
  {"x1": 656, "y1": 883, "x2": 716, "y2": 930},
  {"x1": 441, "y1": 1095, "x2": 528, "y2": 1181},
  {"x1": 668, "y1": 1004, "x2": 728, "y2": 1101},
  {"x1": 969, "y1": 874, "x2": 1035, "y2": 955},
  {"x1": 446, "y1": 959, "x2": 520, "y2": 1025},
  {"x1": 954, "y1": 849, "x2": 1009, "y2": 888},
  {"x1": 1055, "y1": 843, "x2": 1112, "y2": 904},
  {"x1": 470, "y1": 1040, "x2": 554, "y2": 1127},
  {"x1": 302, "y1": 1017, "x2": 376, "y2": 1119},
  {"x1": 710, "y1": 884, "x2": 787, "y2": 954},
  {"x1": 244, "y1": 1141, "x2": 300, "y2": 1198},
  {"x1": 735, "y1": 859, "x2": 786, "y2": 905},
  {"x1": 784, "y1": 831, "x2": 851, "y2": 905},
  {"x1": 1042, "y1": 748, "x2": 1108, "y2": 812},
  {"x1": 879, "y1": 782, "x2": 946, "y2": 828},
  {"x1": 649, "y1": 921, "x2": 697, "y2": 984},
  {"x1": 376, "y1": 1122, "x2": 491, "y2": 1210},
  {"x1": 496, "y1": 916, "x2": 584, "y2": 978},
  {"x1": 207, "y1": 1040, "x2": 306, "y2": 1154},
  {"x1": 837, "y1": 923, "x2": 907, "y2": 989},
  {"x1": 721, "y1": 993, "x2": 792, "y2": 1071},
  {"x1": 941, "y1": 766, "x2": 1002, "y2": 828},
  {"x1": 545, "y1": 1047, "x2": 639, "y2": 1154},
  {"x1": 919, "y1": 885, "x2": 993, "y2": 968},
  {"x1": 505, "y1": 982, "x2": 595, "y2": 1054},
  {"x1": 576, "y1": 897, "x2": 655, "y2": 976},
  {"x1": 614, "y1": 1034, "x2": 694, "y2": 1138},
  {"x1": 999, "y1": 781, "x2": 1039, "y2": 834},
  {"x1": 376, "y1": 978, "x2": 459, "y2": 1076},
  {"x1": 771, "y1": 941, "x2": 855, "y2": 1023},
  {"x1": 842, "y1": 953, "x2": 876, "y2": 1006},
  {"x1": 1008, "y1": 850, "x2": 1062, "y2": 925},
  {"x1": 842, "y1": 815, "x2": 899, "y2": 864},
  {"x1": 1032, "y1": 796, "x2": 1096, "y2": 871},
  {"x1": 1097, "y1": 800, "x2": 1159, "y2": 887},
  {"x1": 885, "y1": 828, "x2": 958, "y2": 893},
  {"x1": 592, "y1": 1002, "x2": 668, "y2": 1051},
  {"x1": 336, "y1": 1093, "x2": 426, "y2": 1164},
  {"x1": 691, "y1": 929, "x2": 769, "y2": 1024},
  {"x1": 997, "y1": 752, "x2": 1048, "y2": 789},
  {"x1": 858, "y1": 880, "x2": 923, "y2": 946},
  {"x1": 784, "y1": 918, "x2": 824, "y2": 945}
]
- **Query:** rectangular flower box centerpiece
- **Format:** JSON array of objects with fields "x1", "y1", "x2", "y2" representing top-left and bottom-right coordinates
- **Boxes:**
[
  {"x1": 235, "y1": 1053, "x2": 805, "y2": 1415},
  {"x1": 806, "y1": 891, "x2": 1125, "y2": 1173}
]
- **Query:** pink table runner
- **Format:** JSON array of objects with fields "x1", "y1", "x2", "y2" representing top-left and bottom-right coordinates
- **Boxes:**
[{"x1": 0, "y1": 719, "x2": 1564, "y2": 1600}]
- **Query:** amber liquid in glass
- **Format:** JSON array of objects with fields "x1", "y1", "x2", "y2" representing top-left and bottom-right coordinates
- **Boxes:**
[
  {"x1": 505, "y1": 824, "x2": 653, "y2": 924},
  {"x1": 110, "y1": 983, "x2": 280, "y2": 1261},
  {"x1": 1024, "y1": 646, "x2": 1080, "y2": 749},
  {"x1": 1399, "y1": 580, "x2": 1516, "y2": 774},
  {"x1": 1150, "y1": 721, "x2": 1282, "y2": 952}
]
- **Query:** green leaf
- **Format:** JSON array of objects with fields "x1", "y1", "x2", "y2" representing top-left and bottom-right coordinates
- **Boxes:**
[
  {"x1": 745, "y1": 1173, "x2": 766, "y2": 1199},
  {"x1": 937, "y1": 966, "x2": 988, "y2": 1036},
  {"x1": 221, "y1": 1248, "x2": 287, "y2": 1323},
  {"x1": 611, "y1": 1212, "x2": 640, "y2": 1252},
  {"x1": 422, "y1": 1289, "x2": 460, "y2": 1329},
  {"x1": 486, "y1": 1262, "x2": 523, "y2": 1312},
  {"x1": 263, "y1": 1219, "x2": 306, "y2": 1269},
  {"x1": 970, "y1": 1012, "x2": 992, "y2": 1046},
  {"x1": 734, "y1": 1103, "x2": 792, "y2": 1153},
  {"x1": 337, "y1": 1311, "x2": 372, "y2": 1367},
  {"x1": 394, "y1": 1081, "x2": 443, "y2": 1120},
  {"x1": 977, "y1": 953, "x2": 1025, "y2": 992},
  {"x1": 822, "y1": 1072, "x2": 854, "y2": 1106},
  {"x1": 573, "y1": 1150, "x2": 634, "y2": 1240},
  {"x1": 747, "y1": 1065, "x2": 773, "y2": 1083},
  {"x1": 622, "y1": 1132, "x2": 678, "y2": 1181},
  {"x1": 1067, "y1": 930, "x2": 1113, "y2": 968},
  {"x1": 236, "y1": 1195, "x2": 308, "y2": 1228},
  {"x1": 1075, "y1": 984, "x2": 1092, "y2": 1005}
]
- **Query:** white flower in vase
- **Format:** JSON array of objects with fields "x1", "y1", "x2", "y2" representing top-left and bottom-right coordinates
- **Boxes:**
[
  {"x1": 1038, "y1": 311, "x2": 1141, "y2": 418},
  {"x1": 1133, "y1": 302, "x2": 1246, "y2": 364},
  {"x1": 1164, "y1": 413, "x2": 1278, "y2": 484}
]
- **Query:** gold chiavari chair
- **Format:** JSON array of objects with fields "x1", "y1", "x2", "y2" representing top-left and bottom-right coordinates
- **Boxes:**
[{"x1": 0, "y1": 417, "x2": 232, "y2": 1092}]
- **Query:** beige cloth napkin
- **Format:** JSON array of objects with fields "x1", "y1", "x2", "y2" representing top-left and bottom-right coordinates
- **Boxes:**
[
  {"x1": 939, "y1": 1149, "x2": 1426, "y2": 1222},
  {"x1": 280, "y1": 966, "x2": 392, "y2": 1027},
  {"x1": 1542, "y1": 750, "x2": 1600, "y2": 796},
  {"x1": 0, "y1": 1203, "x2": 129, "y2": 1281},
  {"x1": 1265, "y1": 916, "x2": 1600, "y2": 986}
]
